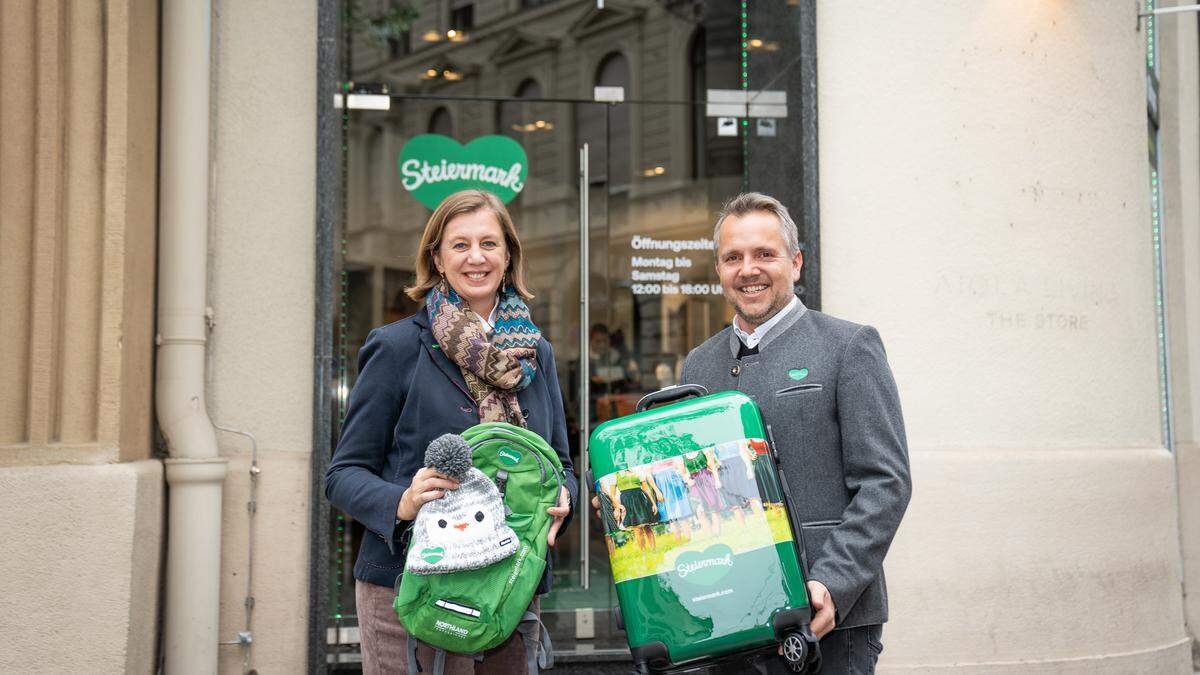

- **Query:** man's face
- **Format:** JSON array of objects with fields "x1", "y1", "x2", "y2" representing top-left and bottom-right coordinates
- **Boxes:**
[{"x1": 715, "y1": 210, "x2": 802, "y2": 329}]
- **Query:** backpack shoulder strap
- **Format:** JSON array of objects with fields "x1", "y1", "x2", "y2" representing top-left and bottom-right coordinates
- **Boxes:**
[
  {"x1": 514, "y1": 610, "x2": 553, "y2": 674},
  {"x1": 406, "y1": 633, "x2": 449, "y2": 675}
]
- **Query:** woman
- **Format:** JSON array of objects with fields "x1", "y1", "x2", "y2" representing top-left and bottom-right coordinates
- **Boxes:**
[
  {"x1": 615, "y1": 467, "x2": 658, "y2": 551},
  {"x1": 715, "y1": 440, "x2": 757, "y2": 527},
  {"x1": 651, "y1": 456, "x2": 693, "y2": 540},
  {"x1": 749, "y1": 438, "x2": 784, "y2": 506},
  {"x1": 683, "y1": 447, "x2": 724, "y2": 539},
  {"x1": 595, "y1": 474, "x2": 627, "y2": 555},
  {"x1": 325, "y1": 190, "x2": 578, "y2": 674}
]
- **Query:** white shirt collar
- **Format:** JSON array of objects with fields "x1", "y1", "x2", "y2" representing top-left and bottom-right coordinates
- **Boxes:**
[
  {"x1": 474, "y1": 301, "x2": 498, "y2": 333},
  {"x1": 732, "y1": 296, "x2": 798, "y2": 349}
]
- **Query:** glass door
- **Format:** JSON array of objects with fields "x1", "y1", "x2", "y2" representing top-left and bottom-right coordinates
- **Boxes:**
[
  {"x1": 331, "y1": 92, "x2": 609, "y2": 661},
  {"x1": 331, "y1": 90, "x2": 739, "y2": 657}
]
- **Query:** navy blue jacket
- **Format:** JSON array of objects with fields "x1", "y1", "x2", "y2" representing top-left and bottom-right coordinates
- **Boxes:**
[{"x1": 324, "y1": 310, "x2": 579, "y2": 592}]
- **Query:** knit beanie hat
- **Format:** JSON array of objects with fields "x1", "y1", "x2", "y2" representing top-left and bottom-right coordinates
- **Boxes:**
[{"x1": 405, "y1": 434, "x2": 519, "y2": 575}]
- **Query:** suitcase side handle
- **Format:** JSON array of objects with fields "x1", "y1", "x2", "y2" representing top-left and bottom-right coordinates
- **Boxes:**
[{"x1": 634, "y1": 384, "x2": 709, "y2": 412}]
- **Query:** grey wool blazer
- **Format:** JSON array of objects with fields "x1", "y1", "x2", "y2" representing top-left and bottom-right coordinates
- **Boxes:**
[{"x1": 679, "y1": 299, "x2": 911, "y2": 630}]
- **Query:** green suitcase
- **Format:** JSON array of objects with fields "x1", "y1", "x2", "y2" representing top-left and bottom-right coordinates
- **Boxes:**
[{"x1": 588, "y1": 385, "x2": 821, "y2": 673}]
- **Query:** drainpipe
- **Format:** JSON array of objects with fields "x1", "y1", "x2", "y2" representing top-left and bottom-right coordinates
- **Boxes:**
[{"x1": 157, "y1": 1, "x2": 226, "y2": 673}]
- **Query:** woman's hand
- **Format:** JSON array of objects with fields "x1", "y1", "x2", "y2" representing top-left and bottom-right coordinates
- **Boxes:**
[
  {"x1": 396, "y1": 467, "x2": 460, "y2": 521},
  {"x1": 547, "y1": 487, "x2": 571, "y2": 546}
]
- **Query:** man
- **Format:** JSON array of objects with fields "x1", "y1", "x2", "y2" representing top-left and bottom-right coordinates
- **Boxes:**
[{"x1": 682, "y1": 192, "x2": 911, "y2": 673}]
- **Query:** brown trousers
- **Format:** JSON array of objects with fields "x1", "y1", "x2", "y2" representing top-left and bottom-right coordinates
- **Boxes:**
[{"x1": 356, "y1": 580, "x2": 540, "y2": 675}]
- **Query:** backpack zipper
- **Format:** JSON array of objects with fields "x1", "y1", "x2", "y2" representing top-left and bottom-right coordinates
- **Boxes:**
[
  {"x1": 527, "y1": 446, "x2": 547, "y2": 483},
  {"x1": 469, "y1": 429, "x2": 561, "y2": 502},
  {"x1": 473, "y1": 429, "x2": 549, "y2": 483}
]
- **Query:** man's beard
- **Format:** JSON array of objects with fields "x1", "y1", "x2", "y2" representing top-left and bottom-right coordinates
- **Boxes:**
[{"x1": 729, "y1": 288, "x2": 791, "y2": 329}]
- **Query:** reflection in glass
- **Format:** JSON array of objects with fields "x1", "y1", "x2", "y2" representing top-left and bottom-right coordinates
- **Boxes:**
[{"x1": 333, "y1": 0, "x2": 810, "y2": 660}]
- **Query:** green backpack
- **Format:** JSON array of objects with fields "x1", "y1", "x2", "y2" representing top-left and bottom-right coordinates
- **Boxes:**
[{"x1": 394, "y1": 422, "x2": 564, "y2": 673}]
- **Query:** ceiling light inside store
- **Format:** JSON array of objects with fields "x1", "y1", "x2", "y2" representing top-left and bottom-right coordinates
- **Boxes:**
[
  {"x1": 511, "y1": 121, "x2": 555, "y2": 133},
  {"x1": 422, "y1": 65, "x2": 464, "y2": 81},
  {"x1": 447, "y1": 29, "x2": 468, "y2": 42},
  {"x1": 746, "y1": 38, "x2": 779, "y2": 52},
  {"x1": 422, "y1": 29, "x2": 441, "y2": 42},
  {"x1": 642, "y1": 166, "x2": 666, "y2": 177}
]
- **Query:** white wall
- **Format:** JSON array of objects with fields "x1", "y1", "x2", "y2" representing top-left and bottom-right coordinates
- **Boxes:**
[
  {"x1": 209, "y1": 1, "x2": 318, "y2": 672},
  {"x1": 1160, "y1": 1, "x2": 1200, "y2": 667},
  {"x1": 819, "y1": 1, "x2": 1190, "y2": 671}
]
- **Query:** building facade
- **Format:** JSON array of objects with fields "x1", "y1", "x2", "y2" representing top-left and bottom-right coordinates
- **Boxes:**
[{"x1": 0, "y1": 0, "x2": 1196, "y2": 673}]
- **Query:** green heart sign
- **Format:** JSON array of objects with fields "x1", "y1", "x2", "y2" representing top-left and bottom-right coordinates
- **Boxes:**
[
  {"x1": 673, "y1": 544, "x2": 735, "y2": 586},
  {"x1": 420, "y1": 546, "x2": 445, "y2": 564},
  {"x1": 398, "y1": 134, "x2": 528, "y2": 209},
  {"x1": 788, "y1": 368, "x2": 809, "y2": 381}
]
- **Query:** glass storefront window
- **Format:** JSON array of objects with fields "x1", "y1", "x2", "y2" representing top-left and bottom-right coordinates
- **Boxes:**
[{"x1": 325, "y1": 0, "x2": 816, "y2": 666}]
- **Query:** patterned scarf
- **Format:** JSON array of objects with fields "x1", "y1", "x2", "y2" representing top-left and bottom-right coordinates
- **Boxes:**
[{"x1": 426, "y1": 281, "x2": 541, "y2": 427}]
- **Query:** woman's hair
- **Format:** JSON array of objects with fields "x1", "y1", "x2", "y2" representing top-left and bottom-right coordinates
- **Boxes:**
[{"x1": 404, "y1": 189, "x2": 534, "y2": 302}]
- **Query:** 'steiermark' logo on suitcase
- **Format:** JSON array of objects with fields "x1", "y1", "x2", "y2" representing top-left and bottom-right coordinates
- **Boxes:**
[{"x1": 675, "y1": 544, "x2": 735, "y2": 585}]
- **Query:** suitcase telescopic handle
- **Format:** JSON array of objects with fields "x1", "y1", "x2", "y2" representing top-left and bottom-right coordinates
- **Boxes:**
[{"x1": 635, "y1": 384, "x2": 709, "y2": 412}]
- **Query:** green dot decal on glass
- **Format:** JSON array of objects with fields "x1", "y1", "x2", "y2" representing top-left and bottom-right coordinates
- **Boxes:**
[
  {"x1": 788, "y1": 368, "x2": 809, "y2": 381},
  {"x1": 498, "y1": 447, "x2": 522, "y2": 466},
  {"x1": 398, "y1": 134, "x2": 528, "y2": 208},
  {"x1": 420, "y1": 547, "x2": 445, "y2": 564}
]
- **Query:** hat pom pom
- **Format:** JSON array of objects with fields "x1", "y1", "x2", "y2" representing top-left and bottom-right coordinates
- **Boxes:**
[{"x1": 424, "y1": 434, "x2": 473, "y2": 479}]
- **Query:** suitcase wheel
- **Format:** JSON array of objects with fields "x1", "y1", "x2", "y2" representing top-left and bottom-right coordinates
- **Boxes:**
[{"x1": 782, "y1": 632, "x2": 809, "y2": 672}]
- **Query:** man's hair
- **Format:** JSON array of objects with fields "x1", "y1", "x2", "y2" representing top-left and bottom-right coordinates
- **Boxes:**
[{"x1": 713, "y1": 192, "x2": 801, "y2": 257}]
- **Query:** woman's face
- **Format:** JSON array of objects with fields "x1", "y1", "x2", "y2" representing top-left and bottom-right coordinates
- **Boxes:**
[{"x1": 434, "y1": 209, "x2": 509, "y2": 314}]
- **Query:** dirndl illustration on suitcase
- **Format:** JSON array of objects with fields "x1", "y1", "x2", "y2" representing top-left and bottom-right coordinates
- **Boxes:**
[{"x1": 588, "y1": 385, "x2": 822, "y2": 674}]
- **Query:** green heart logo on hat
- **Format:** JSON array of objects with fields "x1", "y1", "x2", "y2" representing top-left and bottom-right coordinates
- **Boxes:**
[
  {"x1": 419, "y1": 546, "x2": 445, "y2": 564},
  {"x1": 398, "y1": 134, "x2": 528, "y2": 209},
  {"x1": 673, "y1": 544, "x2": 735, "y2": 586}
]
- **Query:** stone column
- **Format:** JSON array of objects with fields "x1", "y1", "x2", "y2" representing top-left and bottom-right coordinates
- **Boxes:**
[{"x1": 819, "y1": 2, "x2": 1190, "y2": 671}]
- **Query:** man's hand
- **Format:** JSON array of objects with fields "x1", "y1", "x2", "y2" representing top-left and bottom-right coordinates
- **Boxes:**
[
  {"x1": 547, "y1": 487, "x2": 570, "y2": 546},
  {"x1": 808, "y1": 580, "x2": 836, "y2": 638},
  {"x1": 397, "y1": 467, "x2": 460, "y2": 521}
]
